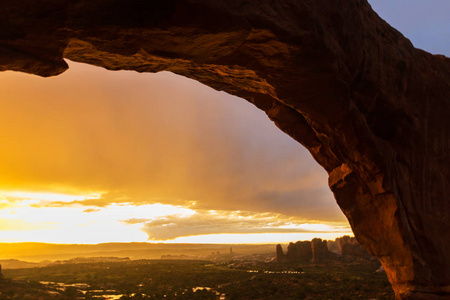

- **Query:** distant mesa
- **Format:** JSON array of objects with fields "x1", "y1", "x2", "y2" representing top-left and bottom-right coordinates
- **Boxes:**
[
  {"x1": 53, "y1": 257, "x2": 130, "y2": 264},
  {"x1": 277, "y1": 236, "x2": 371, "y2": 263},
  {"x1": 161, "y1": 254, "x2": 199, "y2": 260},
  {"x1": 0, "y1": 259, "x2": 48, "y2": 269}
]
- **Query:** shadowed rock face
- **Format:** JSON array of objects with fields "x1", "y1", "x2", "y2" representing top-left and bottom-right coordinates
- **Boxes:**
[
  {"x1": 276, "y1": 241, "x2": 311, "y2": 262},
  {"x1": 287, "y1": 241, "x2": 312, "y2": 262},
  {"x1": 0, "y1": 0, "x2": 449, "y2": 298},
  {"x1": 311, "y1": 238, "x2": 331, "y2": 262},
  {"x1": 276, "y1": 244, "x2": 285, "y2": 263}
]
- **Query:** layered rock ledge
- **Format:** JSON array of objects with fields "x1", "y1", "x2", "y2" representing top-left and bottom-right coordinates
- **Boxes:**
[{"x1": 0, "y1": 0, "x2": 449, "y2": 298}]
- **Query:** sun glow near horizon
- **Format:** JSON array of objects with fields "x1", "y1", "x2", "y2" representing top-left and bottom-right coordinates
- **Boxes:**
[{"x1": 0, "y1": 189, "x2": 351, "y2": 245}]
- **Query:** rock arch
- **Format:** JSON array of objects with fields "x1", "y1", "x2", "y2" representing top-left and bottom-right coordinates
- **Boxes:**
[{"x1": 1, "y1": 0, "x2": 449, "y2": 298}]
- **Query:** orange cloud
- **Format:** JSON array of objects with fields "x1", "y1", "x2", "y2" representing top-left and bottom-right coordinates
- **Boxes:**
[{"x1": 121, "y1": 210, "x2": 349, "y2": 240}]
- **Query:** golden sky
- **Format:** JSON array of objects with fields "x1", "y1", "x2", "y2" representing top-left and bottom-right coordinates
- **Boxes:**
[{"x1": 0, "y1": 61, "x2": 350, "y2": 244}]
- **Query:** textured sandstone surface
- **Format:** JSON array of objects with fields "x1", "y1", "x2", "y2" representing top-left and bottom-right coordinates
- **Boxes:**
[{"x1": 0, "y1": 0, "x2": 449, "y2": 298}]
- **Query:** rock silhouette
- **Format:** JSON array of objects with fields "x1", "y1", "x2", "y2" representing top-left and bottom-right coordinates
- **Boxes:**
[
  {"x1": 311, "y1": 238, "x2": 332, "y2": 262},
  {"x1": 277, "y1": 239, "x2": 331, "y2": 263},
  {"x1": 275, "y1": 244, "x2": 285, "y2": 263},
  {"x1": 286, "y1": 241, "x2": 312, "y2": 262},
  {"x1": 277, "y1": 241, "x2": 311, "y2": 263},
  {"x1": 1, "y1": 0, "x2": 449, "y2": 298}
]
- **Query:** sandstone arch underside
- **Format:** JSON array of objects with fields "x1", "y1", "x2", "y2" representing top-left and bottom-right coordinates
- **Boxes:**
[{"x1": 1, "y1": 0, "x2": 449, "y2": 298}]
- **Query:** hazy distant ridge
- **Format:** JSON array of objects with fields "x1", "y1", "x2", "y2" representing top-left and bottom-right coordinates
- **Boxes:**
[{"x1": 0, "y1": 242, "x2": 275, "y2": 262}]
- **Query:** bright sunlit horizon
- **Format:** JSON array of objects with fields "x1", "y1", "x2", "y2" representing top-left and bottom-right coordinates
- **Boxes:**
[{"x1": 0, "y1": 189, "x2": 351, "y2": 245}]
